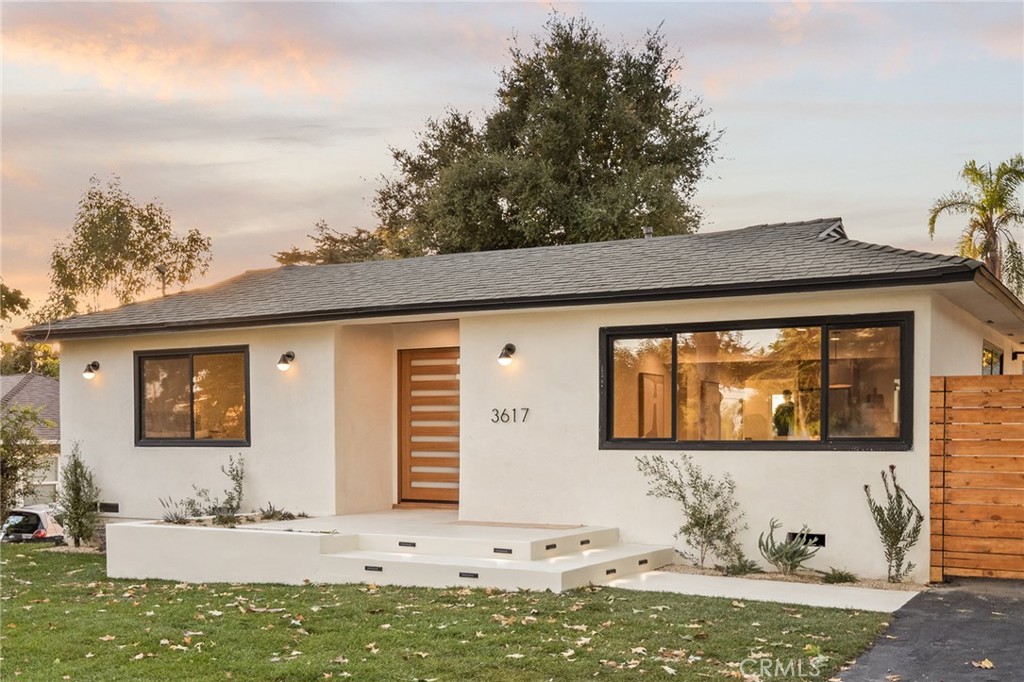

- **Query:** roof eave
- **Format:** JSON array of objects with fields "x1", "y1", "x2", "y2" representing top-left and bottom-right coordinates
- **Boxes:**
[
  {"x1": 17, "y1": 265, "x2": 979, "y2": 343},
  {"x1": 971, "y1": 267, "x2": 1024, "y2": 326}
]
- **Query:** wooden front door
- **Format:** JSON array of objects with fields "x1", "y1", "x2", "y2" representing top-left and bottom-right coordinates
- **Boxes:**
[{"x1": 398, "y1": 347, "x2": 460, "y2": 504}]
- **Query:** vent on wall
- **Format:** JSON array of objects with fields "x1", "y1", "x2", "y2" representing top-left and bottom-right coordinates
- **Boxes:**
[
  {"x1": 786, "y1": 532, "x2": 826, "y2": 547},
  {"x1": 98, "y1": 502, "x2": 120, "y2": 514}
]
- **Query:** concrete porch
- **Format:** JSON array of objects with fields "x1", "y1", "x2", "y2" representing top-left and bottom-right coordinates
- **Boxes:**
[{"x1": 106, "y1": 509, "x2": 673, "y2": 592}]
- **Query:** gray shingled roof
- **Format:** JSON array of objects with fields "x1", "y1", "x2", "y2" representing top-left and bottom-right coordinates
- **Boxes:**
[
  {"x1": 1, "y1": 374, "x2": 60, "y2": 441},
  {"x1": 16, "y1": 218, "x2": 981, "y2": 342}
]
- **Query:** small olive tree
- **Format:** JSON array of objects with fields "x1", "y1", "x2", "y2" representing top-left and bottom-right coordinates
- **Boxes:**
[
  {"x1": 56, "y1": 442, "x2": 101, "y2": 547},
  {"x1": 1, "y1": 405, "x2": 54, "y2": 520},
  {"x1": 636, "y1": 454, "x2": 747, "y2": 567}
]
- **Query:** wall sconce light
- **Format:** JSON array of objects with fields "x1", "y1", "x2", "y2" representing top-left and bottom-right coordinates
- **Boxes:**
[
  {"x1": 497, "y1": 343, "x2": 516, "y2": 367},
  {"x1": 277, "y1": 351, "x2": 295, "y2": 371},
  {"x1": 82, "y1": 361, "x2": 100, "y2": 380}
]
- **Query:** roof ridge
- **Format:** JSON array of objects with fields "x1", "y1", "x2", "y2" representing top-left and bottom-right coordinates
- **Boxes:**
[
  {"x1": 836, "y1": 235, "x2": 979, "y2": 267},
  {"x1": 306, "y1": 217, "x2": 844, "y2": 271},
  {"x1": 1, "y1": 374, "x2": 34, "y2": 408}
]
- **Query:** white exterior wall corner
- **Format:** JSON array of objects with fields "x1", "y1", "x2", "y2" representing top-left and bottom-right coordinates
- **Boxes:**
[
  {"x1": 333, "y1": 320, "x2": 459, "y2": 513},
  {"x1": 930, "y1": 294, "x2": 1021, "y2": 376},
  {"x1": 60, "y1": 325, "x2": 339, "y2": 520},
  {"x1": 458, "y1": 288, "x2": 938, "y2": 582}
]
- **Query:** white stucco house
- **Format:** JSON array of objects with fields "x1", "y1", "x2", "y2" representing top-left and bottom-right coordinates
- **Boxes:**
[{"x1": 16, "y1": 218, "x2": 1024, "y2": 584}]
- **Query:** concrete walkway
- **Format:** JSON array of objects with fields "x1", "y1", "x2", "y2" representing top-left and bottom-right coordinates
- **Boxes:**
[{"x1": 609, "y1": 570, "x2": 919, "y2": 612}]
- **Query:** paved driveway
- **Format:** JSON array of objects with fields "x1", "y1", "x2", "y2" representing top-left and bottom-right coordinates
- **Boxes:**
[{"x1": 839, "y1": 579, "x2": 1023, "y2": 682}]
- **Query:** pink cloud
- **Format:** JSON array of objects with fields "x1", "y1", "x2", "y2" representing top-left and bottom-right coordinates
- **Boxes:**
[{"x1": 2, "y1": 4, "x2": 350, "y2": 99}]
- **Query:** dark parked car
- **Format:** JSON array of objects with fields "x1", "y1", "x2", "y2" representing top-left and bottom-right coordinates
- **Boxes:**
[{"x1": 1, "y1": 505, "x2": 64, "y2": 544}]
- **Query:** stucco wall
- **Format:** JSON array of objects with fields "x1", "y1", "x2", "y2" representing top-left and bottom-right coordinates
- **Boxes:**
[
  {"x1": 333, "y1": 320, "x2": 459, "y2": 512},
  {"x1": 60, "y1": 325, "x2": 338, "y2": 519},
  {"x1": 62, "y1": 284, "x2": 1011, "y2": 583},
  {"x1": 931, "y1": 295, "x2": 1020, "y2": 375},
  {"x1": 458, "y1": 287, "x2": 940, "y2": 581}
]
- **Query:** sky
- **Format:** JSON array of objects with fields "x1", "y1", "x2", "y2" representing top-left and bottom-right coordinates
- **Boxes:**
[{"x1": 2, "y1": 1, "x2": 1022, "y2": 339}]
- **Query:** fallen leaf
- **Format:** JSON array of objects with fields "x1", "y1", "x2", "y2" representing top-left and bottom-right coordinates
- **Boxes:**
[
  {"x1": 332, "y1": 655, "x2": 349, "y2": 664},
  {"x1": 662, "y1": 665, "x2": 677, "y2": 675},
  {"x1": 99, "y1": 635, "x2": 116, "y2": 642},
  {"x1": 630, "y1": 647, "x2": 648, "y2": 655},
  {"x1": 505, "y1": 653, "x2": 525, "y2": 659},
  {"x1": 971, "y1": 659, "x2": 995, "y2": 669},
  {"x1": 731, "y1": 601, "x2": 746, "y2": 608}
]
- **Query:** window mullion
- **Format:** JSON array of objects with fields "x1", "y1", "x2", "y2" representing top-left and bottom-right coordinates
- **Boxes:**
[
  {"x1": 670, "y1": 334, "x2": 678, "y2": 441},
  {"x1": 821, "y1": 324, "x2": 830, "y2": 443},
  {"x1": 189, "y1": 354, "x2": 196, "y2": 440}
]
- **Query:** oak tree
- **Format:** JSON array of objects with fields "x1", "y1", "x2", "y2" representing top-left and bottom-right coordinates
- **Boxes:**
[{"x1": 376, "y1": 15, "x2": 718, "y2": 255}]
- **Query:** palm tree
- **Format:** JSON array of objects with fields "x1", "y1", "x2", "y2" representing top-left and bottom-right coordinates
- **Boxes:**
[{"x1": 929, "y1": 154, "x2": 1024, "y2": 296}]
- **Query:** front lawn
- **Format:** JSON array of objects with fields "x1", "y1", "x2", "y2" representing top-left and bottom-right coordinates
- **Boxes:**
[{"x1": 1, "y1": 545, "x2": 886, "y2": 681}]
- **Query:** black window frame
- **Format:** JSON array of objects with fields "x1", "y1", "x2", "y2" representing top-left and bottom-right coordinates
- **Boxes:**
[
  {"x1": 134, "y1": 345, "x2": 251, "y2": 447},
  {"x1": 599, "y1": 312, "x2": 914, "y2": 451},
  {"x1": 982, "y1": 342, "x2": 1004, "y2": 376}
]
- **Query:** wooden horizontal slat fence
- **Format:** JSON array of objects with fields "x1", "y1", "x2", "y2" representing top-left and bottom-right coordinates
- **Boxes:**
[{"x1": 930, "y1": 376, "x2": 1024, "y2": 581}]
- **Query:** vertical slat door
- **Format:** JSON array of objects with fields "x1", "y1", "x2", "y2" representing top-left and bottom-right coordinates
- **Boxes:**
[{"x1": 398, "y1": 348, "x2": 460, "y2": 504}]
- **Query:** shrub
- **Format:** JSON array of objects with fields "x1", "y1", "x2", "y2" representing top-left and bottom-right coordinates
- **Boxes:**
[
  {"x1": 820, "y1": 567, "x2": 858, "y2": 584},
  {"x1": 758, "y1": 518, "x2": 820, "y2": 575},
  {"x1": 864, "y1": 464, "x2": 924, "y2": 583},
  {"x1": 55, "y1": 442, "x2": 101, "y2": 548},
  {"x1": 259, "y1": 502, "x2": 296, "y2": 521},
  {"x1": 1, "y1": 405, "x2": 54, "y2": 520},
  {"x1": 159, "y1": 497, "x2": 192, "y2": 524},
  {"x1": 190, "y1": 454, "x2": 246, "y2": 515},
  {"x1": 167, "y1": 454, "x2": 247, "y2": 518},
  {"x1": 636, "y1": 454, "x2": 746, "y2": 568},
  {"x1": 723, "y1": 554, "x2": 764, "y2": 576}
]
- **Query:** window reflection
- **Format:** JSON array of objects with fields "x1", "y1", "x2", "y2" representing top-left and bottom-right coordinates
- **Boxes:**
[
  {"x1": 139, "y1": 349, "x2": 248, "y2": 443},
  {"x1": 142, "y1": 356, "x2": 191, "y2": 438},
  {"x1": 193, "y1": 353, "x2": 247, "y2": 440},
  {"x1": 828, "y1": 327, "x2": 900, "y2": 438},
  {"x1": 676, "y1": 328, "x2": 821, "y2": 441},
  {"x1": 612, "y1": 337, "x2": 672, "y2": 439}
]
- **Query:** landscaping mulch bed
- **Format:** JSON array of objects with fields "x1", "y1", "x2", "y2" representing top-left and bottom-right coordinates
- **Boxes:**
[{"x1": 659, "y1": 562, "x2": 928, "y2": 592}]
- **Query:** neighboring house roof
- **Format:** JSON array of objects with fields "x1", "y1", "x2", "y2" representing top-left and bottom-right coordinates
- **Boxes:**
[
  {"x1": 0, "y1": 374, "x2": 60, "y2": 442},
  {"x1": 13, "y1": 217, "x2": 1013, "y2": 343}
]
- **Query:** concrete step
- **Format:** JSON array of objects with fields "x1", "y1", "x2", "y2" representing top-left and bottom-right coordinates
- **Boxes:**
[
  {"x1": 352, "y1": 526, "x2": 620, "y2": 560},
  {"x1": 315, "y1": 543, "x2": 674, "y2": 592}
]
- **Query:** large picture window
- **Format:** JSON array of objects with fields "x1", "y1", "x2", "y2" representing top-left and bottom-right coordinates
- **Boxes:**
[
  {"x1": 602, "y1": 314, "x2": 912, "y2": 450},
  {"x1": 136, "y1": 346, "x2": 250, "y2": 446}
]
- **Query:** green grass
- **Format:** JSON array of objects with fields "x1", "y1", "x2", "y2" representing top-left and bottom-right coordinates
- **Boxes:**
[{"x1": 1, "y1": 545, "x2": 887, "y2": 681}]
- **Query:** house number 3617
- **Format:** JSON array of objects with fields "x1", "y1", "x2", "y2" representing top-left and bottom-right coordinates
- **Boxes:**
[{"x1": 491, "y1": 408, "x2": 529, "y2": 423}]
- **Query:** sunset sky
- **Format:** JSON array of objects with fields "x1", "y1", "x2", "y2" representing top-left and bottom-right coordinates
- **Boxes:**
[{"x1": 2, "y1": 1, "x2": 1022, "y2": 338}]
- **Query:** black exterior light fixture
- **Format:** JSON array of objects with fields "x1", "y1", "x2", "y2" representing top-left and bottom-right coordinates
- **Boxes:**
[
  {"x1": 277, "y1": 351, "x2": 295, "y2": 371},
  {"x1": 497, "y1": 343, "x2": 516, "y2": 367},
  {"x1": 82, "y1": 361, "x2": 100, "y2": 380}
]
